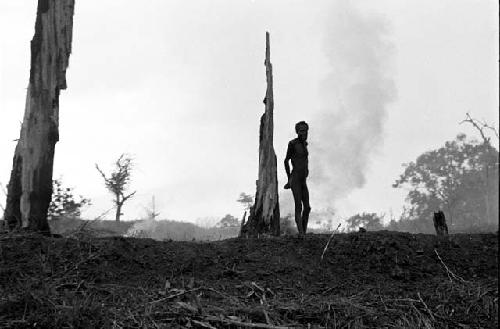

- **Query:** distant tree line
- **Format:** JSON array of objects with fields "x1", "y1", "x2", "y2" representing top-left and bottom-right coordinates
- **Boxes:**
[
  {"x1": 342, "y1": 115, "x2": 498, "y2": 234},
  {"x1": 8, "y1": 113, "x2": 495, "y2": 236},
  {"x1": 388, "y1": 132, "x2": 498, "y2": 233}
]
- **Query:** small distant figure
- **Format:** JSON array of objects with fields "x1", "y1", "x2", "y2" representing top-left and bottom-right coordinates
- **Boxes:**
[
  {"x1": 433, "y1": 210, "x2": 448, "y2": 236},
  {"x1": 358, "y1": 227, "x2": 366, "y2": 233},
  {"x1": 284, "y1": 121, "x2": 311, "y2": 237}
]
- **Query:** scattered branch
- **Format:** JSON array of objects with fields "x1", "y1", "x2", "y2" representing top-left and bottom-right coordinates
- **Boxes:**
[
  {"x1": 434, "y1": 249, "x2": 468, "y2": 283},
  {"x1": 149, "y1": 288, "x2": 201, "y2": 304},
  {"x1": 417, "y1": 292, "x2": 436, "y2": 322},
  {"x1": 320, "y1": 223, "x2": 342, "y2": 261},
  {"x1": 202, "y1": 316, "x2": 295, "y2": 329}
]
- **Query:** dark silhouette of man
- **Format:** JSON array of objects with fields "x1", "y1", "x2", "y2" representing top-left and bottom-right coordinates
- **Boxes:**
[{"x1": 284, "y1": 121, "x2": 311, "y2": 236}]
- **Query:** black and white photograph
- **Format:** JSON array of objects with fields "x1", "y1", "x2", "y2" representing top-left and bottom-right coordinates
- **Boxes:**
[{"x1": 0, "y1": 0, "x2": 498, "y2": 327}]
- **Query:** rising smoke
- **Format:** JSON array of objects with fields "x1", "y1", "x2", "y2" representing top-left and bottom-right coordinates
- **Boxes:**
[{"x1": 308, "y1": 1, "x2": 396, "y2": 207}]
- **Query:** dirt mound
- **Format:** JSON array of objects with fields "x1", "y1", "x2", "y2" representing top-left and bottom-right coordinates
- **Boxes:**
[{"x1": 0, "y1": 231, "x2": 497, "y2": 328}]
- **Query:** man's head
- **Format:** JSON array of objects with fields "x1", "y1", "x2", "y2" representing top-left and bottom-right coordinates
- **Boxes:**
[{"x1": 295, "y1": 121, "x2": 309, "y2": 141}]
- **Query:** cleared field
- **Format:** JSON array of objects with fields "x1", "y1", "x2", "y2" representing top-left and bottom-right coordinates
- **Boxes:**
[{"x1": 0, "y1": 231, "x2": 497, "y2": 328}]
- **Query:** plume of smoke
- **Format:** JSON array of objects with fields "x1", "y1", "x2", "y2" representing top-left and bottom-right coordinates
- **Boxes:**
[{"x1": 309, "y1": 1, "x2": 396, "y2": 207}]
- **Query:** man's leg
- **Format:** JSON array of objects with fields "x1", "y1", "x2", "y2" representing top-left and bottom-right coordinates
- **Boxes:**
[
  {"x1": 301, "y1": 180, "x2": 311, "y2": 234},
  {"x1": 291, "y1": 175, "x2": 304, "y2": 235}
]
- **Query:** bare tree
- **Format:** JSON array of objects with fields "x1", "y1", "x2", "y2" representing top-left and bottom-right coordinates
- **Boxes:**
[
  {"x1": 96, "y1": 154, "x2": 136, "y2": 222},
  {"x1": 460, "y1": 112, "x2": 499, "y2": 225},
  {"x1": 460, "y1": 112, "x2": 499, "y2": 144},
  {"x1": 3, "y1": 0, "x2": 75, "y2": 233}
]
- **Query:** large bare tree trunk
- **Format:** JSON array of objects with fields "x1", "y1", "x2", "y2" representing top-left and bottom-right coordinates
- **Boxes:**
[
  {"x1": 241, "y1": 32, "x2": 280, "y2": 237},
  {"x1": 3, "y1": 0, "x2": 75, "y2": 233}
]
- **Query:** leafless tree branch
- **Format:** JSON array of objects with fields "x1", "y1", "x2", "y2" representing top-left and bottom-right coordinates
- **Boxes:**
[
  {"x1": 460, "y1": 112, "x2": 499, "y2": 143},
  {"x1": 123, "y1": 191, "x2": 136, "y2": 203}
]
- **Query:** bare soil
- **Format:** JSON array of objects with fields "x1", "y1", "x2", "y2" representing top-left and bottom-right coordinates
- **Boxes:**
[{"x1": 0, "y1": 231, "x2": 497, "y2": 328}]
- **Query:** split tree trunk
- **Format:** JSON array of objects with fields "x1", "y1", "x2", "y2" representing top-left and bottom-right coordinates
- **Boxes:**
[
  {"x1": 3, "y1": 0, "x2": 75, "y2": 233},
  {"x1": 241, "y1": 32, "x2": 280, "y2": 237}
]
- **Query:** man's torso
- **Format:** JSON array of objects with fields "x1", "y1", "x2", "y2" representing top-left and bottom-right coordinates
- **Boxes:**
[{"x1": 287, "y1": 138, "x2": 308, "y2": 173}]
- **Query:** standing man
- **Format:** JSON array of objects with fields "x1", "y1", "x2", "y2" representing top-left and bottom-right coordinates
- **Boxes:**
[{"x1": 284, "y1": 121, "x2": 311, "y2": 236}]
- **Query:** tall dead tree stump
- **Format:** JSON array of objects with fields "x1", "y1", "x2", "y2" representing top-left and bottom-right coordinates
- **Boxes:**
[
  {"x1": 241, "y1": 32, "x2": 280, "y2": 237},
  {"x1": 3, "y1": 0, "x2": 75, "y2": 233},
  {"x1": 433, "y1": 211, "x2": 449, "y2": 236}
]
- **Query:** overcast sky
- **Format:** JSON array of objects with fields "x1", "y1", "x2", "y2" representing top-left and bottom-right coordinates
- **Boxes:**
[{"x1": 1, "y1": 0, "x2": 498, "y2": 226}]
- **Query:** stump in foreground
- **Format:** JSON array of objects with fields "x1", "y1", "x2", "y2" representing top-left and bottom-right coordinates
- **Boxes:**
[{"x1": 433, "y1": 211, "x2": 449, "y2": 236}]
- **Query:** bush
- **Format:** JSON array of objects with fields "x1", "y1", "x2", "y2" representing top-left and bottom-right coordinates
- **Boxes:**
[{"x1": 48, "y1": 179, "x2": 90, "y2": 220}]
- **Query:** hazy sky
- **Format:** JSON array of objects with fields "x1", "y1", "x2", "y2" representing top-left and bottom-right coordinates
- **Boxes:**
[{"x1": 1, "y1": 0, "x2": 498, "y2": 226}]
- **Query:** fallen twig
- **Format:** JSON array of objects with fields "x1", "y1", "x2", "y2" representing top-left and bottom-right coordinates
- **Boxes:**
[
  {"x1": 417, "y1": 292, "x2": 435, "y2": 322},
  {"x1": 320, "y1": 223, "x2": 342, "y2": 261},
  {"x1": 59, "y1": 252, "x2": 102, "y2": 277},
  {"x1": 192, "y1": 319, "x2": 217, "y2": 329},
  {"x1": 203, "y1": 287, "x2": 241, "y2": 304},
  {"x1": 262, "y1": 304, "x2": 272, "y2": 326},
  {"x1": 149, "y1": 288, "x2": 201, "y2": 304},
  {"x1": 434, "y1": 249, "x2": 468, "y2": 283},
  {"x1": 409, "y1": 303, "x2": 433, "y2": 329},
  {"x1": 252, "y1": 281, "x2": 266, "y2": 293},
  {"x1": 203, "y1": 315, "x2": 298, "y2": 329}
]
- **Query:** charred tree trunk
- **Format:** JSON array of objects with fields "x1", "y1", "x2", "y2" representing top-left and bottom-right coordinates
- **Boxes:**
[
  {"x1": 241, "y1": 32, "x2": 280, "y2": 237},
  {"x1": 3, "y1": 0, "x2": 75, "y2": 233},
  {"x1": 433, "y1": 211, "x2": 449, "y2": 236},
  {"x1": 240, "y1": 210, "x2": 247, "y2": 231},
  {"x1": 4, "y1": 145, "x2": 23, "y2": 230}
]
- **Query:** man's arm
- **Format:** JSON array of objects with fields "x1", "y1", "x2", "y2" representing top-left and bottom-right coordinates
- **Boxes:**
[
  {"x1": 284, "y1": 142, "x2": 293, "y2": 179},
  {"x1": 283, "y1": 142, "x2": 293, "y2": 189},
  {"x1": 284, "y1": 158, "x2": 291, "y2": 179}
]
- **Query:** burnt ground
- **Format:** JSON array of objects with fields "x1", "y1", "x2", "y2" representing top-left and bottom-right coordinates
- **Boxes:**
[{"x1": 0, "y1": 231, "x2": 497, "y2": 328}]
